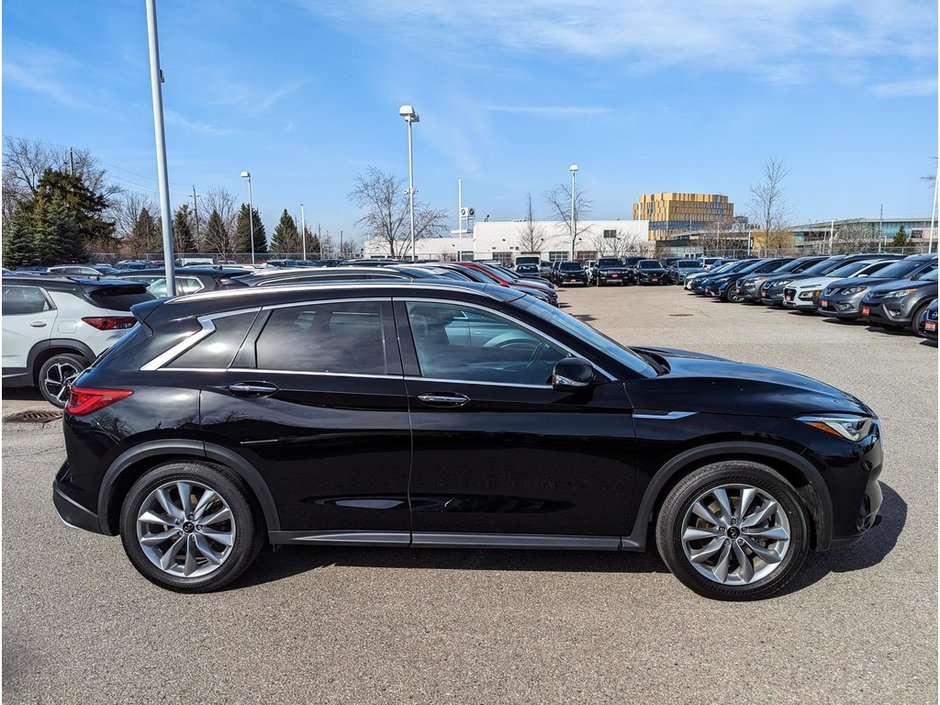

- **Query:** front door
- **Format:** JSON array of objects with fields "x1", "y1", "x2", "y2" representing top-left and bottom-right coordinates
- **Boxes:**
[
  {"x1": 2, "y1": 284, "x2": 57, "y2": 375},
  {"x1": 396, "y1": 299, "x2": 636, "y2": 546}
]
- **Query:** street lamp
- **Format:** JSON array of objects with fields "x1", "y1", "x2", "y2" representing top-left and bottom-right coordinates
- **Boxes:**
[
  {"x1": 399, "y1": 104, "x2": 419, "y2": 261},
  {"x1": 569, "y1": 164, "x2": 579, "y2": 259},
  {"x1": 240, "y1": 170, "x2": 255, "y2": 265}
]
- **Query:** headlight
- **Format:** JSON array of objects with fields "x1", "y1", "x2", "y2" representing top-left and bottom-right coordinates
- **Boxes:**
[
  {"x1": 778, "y1": 279, "x2": 793, "y2": 287},
  {"x1": 797, "y1": 414, "x2": 873, "y2": 441},
  {"x1": 841, "y1": 286, "x2": 867, "y2": 295},
  {"x1": 884, "y1": 288, "x2": 916, "y2": 299},
  {"x1": 741, "y1": 278, "x2": 755, "y2": 287}
]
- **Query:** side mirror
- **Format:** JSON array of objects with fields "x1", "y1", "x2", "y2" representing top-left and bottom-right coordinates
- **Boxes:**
[{"x1": 551, "y1": 358, "x2": 596, "y2": 391}]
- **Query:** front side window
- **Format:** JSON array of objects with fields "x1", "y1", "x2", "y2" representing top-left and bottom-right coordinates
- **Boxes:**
[
  {"x1": 2, "y1": 285, "x2": 52, "y2": 315},
  {"x1": 256, "y1": 301, "x2": 389, "y2": 375},
  {"x1": 405, "y1": 301, "x2": 567, "y2": 385}
]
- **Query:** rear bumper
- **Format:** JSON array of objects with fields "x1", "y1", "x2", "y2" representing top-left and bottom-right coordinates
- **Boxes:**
[{"x1": 53, "y1": 475, "x2": 105, "y2": 534}]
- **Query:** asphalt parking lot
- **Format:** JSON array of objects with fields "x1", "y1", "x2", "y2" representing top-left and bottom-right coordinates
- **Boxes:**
[{"x1": 3, "y1": 285, "x2": 936, "y2": 704}]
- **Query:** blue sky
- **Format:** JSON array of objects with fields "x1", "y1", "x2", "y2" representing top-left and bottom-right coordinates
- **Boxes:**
[{"x1": 4, "y1": 0, "x2": 937, "y2": 243}]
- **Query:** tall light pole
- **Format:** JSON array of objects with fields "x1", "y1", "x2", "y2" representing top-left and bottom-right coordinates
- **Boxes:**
[
  {"x1": 240, "y1": 171, "x2": 255, "y2": 265},
  {"x1": 300, "y1": 203, "x2": 307, "y2": 260},
  {"x1": 145, "y1": 0, "x2": 175, "y2": 295},
  {"x1": 569, "y1": 164, "x2": 579, "y2": 259},
  {"x1": 399, "y1": 105, "x2": 419, "y2": 261}
]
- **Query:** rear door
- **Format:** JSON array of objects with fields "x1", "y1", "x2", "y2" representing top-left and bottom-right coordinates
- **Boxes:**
[
  {"x1": 2, "y1": 284, "x2": 57, "y2": 375},
  {"x1": 196, "y1": 297, "x2": 413, "y2": 543}
]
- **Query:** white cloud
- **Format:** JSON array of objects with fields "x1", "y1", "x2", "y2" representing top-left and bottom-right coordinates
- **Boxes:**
[
  {"x1": 165, "y1": 110, "x2": 237, "y2": 137},
  {"x1": 4, "y1": 48, "x2": 98, "y2": 111},
  {"x1": 871, "y1": 78, "x2": 938, "y2": 97},
  {"x1": 486, "y1": 105, "x2": 614, "y2": 117}
]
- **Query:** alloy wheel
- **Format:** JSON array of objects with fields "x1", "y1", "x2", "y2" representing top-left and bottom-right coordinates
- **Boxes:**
[{"x1": 43, "y1": 360, "x2": 82, "y2": 405}]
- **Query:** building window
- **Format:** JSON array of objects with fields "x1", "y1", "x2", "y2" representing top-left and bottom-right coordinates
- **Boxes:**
[
  {"x1": 603, "y1": 229, "x2": 617, "y2": 238},
  {"x1": 548, "y1": 251, "x2": 567, "y2": 262}
]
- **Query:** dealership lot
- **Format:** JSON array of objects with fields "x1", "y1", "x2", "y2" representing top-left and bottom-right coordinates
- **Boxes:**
[{"x1": 3, "y1": 285, "x2": 936, "y2": 704}]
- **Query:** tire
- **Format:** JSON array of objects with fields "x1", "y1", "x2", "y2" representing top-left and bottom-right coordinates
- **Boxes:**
[
  {"x1": 727, "y1": 288, "x2": 743, "y2": 303},
  {"x1": 655, "y1": 461, "x2": 809, "y2": 601},
  {"x1": 910, "y1": 302, "x2": 930, "y2": 335},
  {"x1": 38, "y1": 353, "x2": 87, "y2": 408},
  {"x1": 119, "y1": 461, "x2": 265, "y2": 593}
]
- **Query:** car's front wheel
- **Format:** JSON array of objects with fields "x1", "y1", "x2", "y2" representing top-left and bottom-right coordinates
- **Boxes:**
[
  {"x1": 656, "y1": 461, "x2": 809, "y2": 600},
  {"x1": 120, "y1": 461, "x2": 264, "y2": 592},
  {"x1": 38, "y1": 353, "x2": 87, "y2": 407}
]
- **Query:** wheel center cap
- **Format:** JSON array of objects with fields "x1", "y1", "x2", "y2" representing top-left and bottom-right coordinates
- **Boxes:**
[
  {"x1": 182, "y1": 521, "x2": 195, "y2": 534},
  {"x1": 727, "y1": 526, "x2": 740, "y2": 539}
]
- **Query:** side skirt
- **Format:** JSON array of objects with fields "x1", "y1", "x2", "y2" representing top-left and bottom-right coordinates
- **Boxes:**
[{"x1": 269, "y1": 530, "x2": 631, "y2": 551}]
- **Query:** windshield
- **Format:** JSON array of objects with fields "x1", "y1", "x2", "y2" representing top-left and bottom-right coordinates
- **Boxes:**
[
  {"x1": 560, "y1": 262, "x2": 583, "y2": 271},
  {"x1": 676, "y1": 260, "x2": 699, "y2": 269},
  {"x1": 598, "y1": 259, "x2": 622, "y2": 266},
  {"x1": 516, "y1": 296, "x2": 657, "y2": 378},
  {"x1": 638, "y1": 260, "x2": 663, "y2": 269},
  {"x1": 827, "y1": 260, "x2": 878, "y2": 278},
  {"x1": 870, "y1": 260, "x2": 922, "y2": 279},
  {"x1": 795, "y1": 257, "x2": 843, "y2": 276}
]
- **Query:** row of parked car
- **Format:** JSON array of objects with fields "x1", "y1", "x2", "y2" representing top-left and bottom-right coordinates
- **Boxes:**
[
  {"x1": 681, "y1": 252, "x2": 938, "y2": 340},
  {"x1": 516, "y1": 256, "x2": 732, "y2": 288},
  {"x1": 2, "y1": 260, "x2": 561, "y2": 406}
]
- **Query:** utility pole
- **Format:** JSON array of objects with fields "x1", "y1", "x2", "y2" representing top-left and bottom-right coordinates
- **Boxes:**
[
  {"x1": 191, "y1": 186, "x2": 200, "y2": 248},
  {"x1": 68, "y1": 147, "x2": 74, "y2": 176},
  {"x1": 457, "y1": 178, "x2": 463, "y2": 262},
  {"x1": 300, "y1": 204, "x2": 306, "y2": 260},
  {"x1": 340, "y1": 230, "x2": 344, "y2": 258},
  {"x1": 879, "y1": 204, "x2": 884, "y2": 252}
]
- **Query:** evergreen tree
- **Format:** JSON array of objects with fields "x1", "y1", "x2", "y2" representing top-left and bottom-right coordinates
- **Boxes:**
[
  {"x1": 34, "y1": 168, "x2": 115, "y2": 244},
  {"x1": 303, "y1": 225, "x2": 320, "y2": 259},
  {"x1": 33, "y1": 195, "x2": 87, "y2": 264},
  {"x1": 129, "y1": 207, "x2": 162, "y2": 256},
  {"x1": 234, "y1": 204, "x2": 267, "y2": 254},
  {"x1": 204, "y1": 209, "x2": 232, "y2": 258},
  {"x1": 892, "y1": 225, "x2": 909, "y2": 247},
  {"x1": 172, "y1": 204, "x2": 196, "y2": 254},
  {"x1": 271, "y1": 209, "x2": 301, "y2": 254},
  {"x1": 2, "y1": 207, "x2": 40, "y2": 268}
]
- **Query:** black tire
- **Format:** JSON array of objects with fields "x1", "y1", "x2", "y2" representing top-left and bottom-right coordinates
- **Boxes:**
[
  {"x1": 119, "y1": 461, "x2": 265, "y2": 593},
  {"x1": 655, "y1": 461, "x2": 809, "y2": 601},
  {"x1": 37, "y1": 352, "x2": 87, "y2": 408},
  {"x1": 910, "y1": 302, "x2": 930, "y2": 335}
]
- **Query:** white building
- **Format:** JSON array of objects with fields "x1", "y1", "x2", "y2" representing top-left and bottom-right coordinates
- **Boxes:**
[{"x1": 362, "y1": 219, "x2": 651, "y2": 263}]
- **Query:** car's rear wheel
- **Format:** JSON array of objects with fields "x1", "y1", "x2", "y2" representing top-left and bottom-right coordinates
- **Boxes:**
[
  {"x1": 120, "y1": 461, "x2": 264, "y2": 592},
  {"x1": 656, "y1": 461, "x2": 809, "y2": 600},
  {"x1": 38, "y1": 353, "x2": 87, "y2": 407}
]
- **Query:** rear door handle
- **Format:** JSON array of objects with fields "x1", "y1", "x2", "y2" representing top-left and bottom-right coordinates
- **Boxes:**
[
  {"x1": 228, "y1": 381, "x2": 279, "y2": 397},
  {"x1": 30, "y1": 321, "x2": 48, "y2": 328},
  {"x1": 417, "y1": 392, "x2": 470, "y2": 408}
]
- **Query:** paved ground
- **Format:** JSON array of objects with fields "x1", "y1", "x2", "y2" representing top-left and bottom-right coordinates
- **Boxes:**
[{"x1": 3, "y1": 285, "x2": 936, "y2": 704}]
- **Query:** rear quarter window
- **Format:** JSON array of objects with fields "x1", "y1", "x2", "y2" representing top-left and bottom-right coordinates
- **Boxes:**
[{"x1": 167, "y1": 311, "x2": 259, "y2": 369}]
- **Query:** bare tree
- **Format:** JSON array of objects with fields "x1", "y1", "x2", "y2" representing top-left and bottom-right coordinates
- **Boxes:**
[
  {"x1": 700, "y1": 220, "x2": 750, "y2": 256},
  {"x1": 347, "y1": 167, "x2": 448, "y2": 258},
  {"x1": 112, "y1": 192, "x2": 161, "y2": 257},
  {"x1": 590, "y1": 227, "x2": 644, "y2": 257},
  {"x1": 3, "y1": 136, "x2": 121, "y2": 226},
  {"x1": 203, "y1": 187, "x2": 239, "y2": 242},
  {"x1": 832, "y1": 221, "x2": 880, "y2": 254},
  {"x1": 545, "y1": 183, "x2": 592, "y2": 257},
  {"x1": 515, "y1": 192, "x2": 548, "y2": 254},
  {"x1": 748, "y1": 157, "x2": 793, "y2": 251}
]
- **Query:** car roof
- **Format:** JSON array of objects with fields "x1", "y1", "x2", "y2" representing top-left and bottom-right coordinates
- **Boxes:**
[
  {"x1": 1, "y1": 274, "x2": 150, "y2": 291},
  {"x1": 113, "y1": 267, "x2": 246, "y2": 277}
]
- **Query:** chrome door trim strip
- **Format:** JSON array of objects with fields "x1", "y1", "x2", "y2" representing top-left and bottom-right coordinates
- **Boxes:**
[
  {"x1": 269, "y1": 530, "x2": 410, "y2": 546},
  {"x1": 411, "y1": 532, "x2": 621, "y2": 550},
  {"x1": 632, "y1": 411, "x2": 697, "y2": 420}
]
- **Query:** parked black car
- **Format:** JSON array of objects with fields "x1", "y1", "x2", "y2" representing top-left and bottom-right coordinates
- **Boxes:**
[
  {"x1": 634, "y1": 259, "x2": 669, "y2": 285},
  {"x1": 860, "y1": 267, "x2": 938, "y2": 333},
  {"x1": 113, "y1": 267, "x2": 249, "y2": 298},
  {"x1": 918, "y1": 298, "x2": 938, "y2": 340},
  {"x1": 733, "y1": 256, "x2": 829, "y2": 303},
  {"x1": 817, "y1": 254, "x2": 938, "y2": 321},
  {"x1": 554, "y1": 260, "x2": 588, "y2": 286},
  {"x1": 593, "y1": 257, "x2": 631, "y2": 286},
  {"x1": 707, "y1": 258, "x2": 793, "y2": 301},
  {"x1": 55, "y1": 281, "x2": 883, "y2": 600}
]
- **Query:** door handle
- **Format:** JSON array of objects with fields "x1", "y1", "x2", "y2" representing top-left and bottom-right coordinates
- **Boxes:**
[
  {"x1": 417, "y1": 392, "x2": 470, "y2": 407},
  {"x1": 30, "y1": 321, "x2": 48, "y2": 328},
  {"x1": 228, "y1": 381, "x2": 279, "y2": 397}
]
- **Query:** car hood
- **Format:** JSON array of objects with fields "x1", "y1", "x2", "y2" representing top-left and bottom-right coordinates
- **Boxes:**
[
  {"x1": 786, "y1": 275, "x2": 842, "y2": 290},
  {"x1": 638, "y1": 268, "x2": 667, "y2": 274},
  {"x1": 824, "y1": 275, "x2": 900, "y2": 291},
  {"x1": 627, "y1": 346, "x2": 871, "y2": 418}
]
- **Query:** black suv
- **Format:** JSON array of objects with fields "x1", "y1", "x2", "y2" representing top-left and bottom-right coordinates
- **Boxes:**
[
  {"x1": 553, "y1": 261, "x2": 588, "y2": 286},
  {"x1": 593, "y1": 257, "x2": 631, "y2": 286},
  {"x1": 56, "y1": 282, "x2": 883, "y2": 600}
]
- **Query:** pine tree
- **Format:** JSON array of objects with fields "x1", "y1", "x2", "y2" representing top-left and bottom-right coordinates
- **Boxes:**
[
  {"x1": 130, "y1": 207, "x2": 162, "y2": 256},
  {"x1": 271, "y1": 209, "x2": 301, "y2": 254},
  {"x1": 172, "y1": 205, "x2": 196, "y2": 254},
  {"x1": 2, "y1": 206, "x2": 40, "y2": 268},
  {"x1": 304, "y1": 225, "x2": 320, "y2": 259},
  {"x1": 34, "y1": 168, "x2": 115, "y2": 244},
  {"x1": 892, "y1": 225, "x2": 909, "y2": 247},
  {"x1": 234, "y1": 204, "x2": 267, "y2": 254},
  {"x1": 33, "y1": 195, "x2": 87, "y2": 265},
  {"x1": 204, "y1": 209, "x2": 232, "y2": 258}
]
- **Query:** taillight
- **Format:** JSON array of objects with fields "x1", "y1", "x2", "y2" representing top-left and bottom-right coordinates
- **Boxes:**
[
  {"x1": 65, "y1": 387, "x2": 133, "y2": 415},
  {"x1": 81, "y1": 316, "x2": 137, "y2": 330}
]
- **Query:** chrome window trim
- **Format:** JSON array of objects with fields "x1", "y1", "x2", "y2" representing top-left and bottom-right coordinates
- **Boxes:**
[
  {"x1": 258, "y1": 296, "x2": 392, "y2": 312},
  {"x1": 139, "y1": 307, "x2": 261, "y2": 371},
  {"x1": 398, "y1": 296, "x2": 616, "y2": 382},
  {"x1": 633, "y1": 411, "x2": 697, "y2": 420}
]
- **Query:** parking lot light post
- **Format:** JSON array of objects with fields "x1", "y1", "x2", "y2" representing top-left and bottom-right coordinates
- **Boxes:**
[
  {"x1": 240, "y1": 171, "x2": 255, "y2": 265},
  {"x1": 399, "y1": 105, "x2": 419, "y2": 262},
  {"x1": 569, "y1": 164, "x2": 578, "y2": 259},
  {"x1": 301, "y1": 203, "x2": 306, "y2": 260}
]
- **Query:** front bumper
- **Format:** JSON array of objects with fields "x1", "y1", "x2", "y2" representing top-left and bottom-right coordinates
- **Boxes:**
[
  {"x1": 862, "y1": 299, "x2": 915, "y2": 327},
  {"x1": 783, "y1": 287, "x2": 821, "y2": 311},
  {"x1": 919, "y1": 313, "x2": 938, "y2": 339},
  {"x1": 816, "y1": 290, "x2": 867, "y2": 319}
]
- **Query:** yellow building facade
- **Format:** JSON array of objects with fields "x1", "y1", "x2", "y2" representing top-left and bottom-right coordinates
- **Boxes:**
[{"x1": 633, "y1": 193, "x2": 733, "y2": 241}]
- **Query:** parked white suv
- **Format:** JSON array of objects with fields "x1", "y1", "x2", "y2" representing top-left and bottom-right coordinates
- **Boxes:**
[{"x1": 2, "y1": 275, "x2": 153, "y2": 406}]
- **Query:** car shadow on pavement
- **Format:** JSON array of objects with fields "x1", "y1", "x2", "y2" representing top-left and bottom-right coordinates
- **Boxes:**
[
  {"x1": 777, "y1": 481, "x2": 906, "y2": 597},
  {"x1": 572, "y1": 313, "x2": 596, "y2": 322},
  {"x1": 919, "y1": 339, "x2": 937, "y2": 347},
  {"x1": 230, "y1": 542, "x2": 670, "y2": 590}
]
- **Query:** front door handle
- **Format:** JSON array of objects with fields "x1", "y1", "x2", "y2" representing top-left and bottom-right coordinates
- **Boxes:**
[
  {"x1": 30, "y1": 321, "x2": 48, "y2": 328},
  {"x1": 228, "y1": 381, "x2": 279, "y2": 397},
  {"x1": 417, "y1": 392, "x2": 470, "y2": 408}
]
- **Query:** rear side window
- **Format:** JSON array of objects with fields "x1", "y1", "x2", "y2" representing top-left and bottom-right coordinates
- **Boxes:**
[
  {"x1": 168, "y1": 311, "x2": 259, "y2": 369},
  {"x1": 2, "y1": 285, "x2": 52, "y2": 315},
  {"x1": 255, "y1": 301, "x2": 390, "y2": 374},
  {"x1": 86, "y1": 286, "x2": 154, "y2": 311}
]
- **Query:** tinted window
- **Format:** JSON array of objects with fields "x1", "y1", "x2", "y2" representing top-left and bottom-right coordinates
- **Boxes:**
[
  {"x1": 168, "y1": 311, "x2": 258, "y2": 369},
  {"x1": 871, "y1": 260, "x2": 922, "y2": 279},
  {"x1": 147, "y1": 277, "x2": 206, "y2": 298},
  {"x1": 913, "y1": 265, "x2": 938, "y2": 281},
  {"x1": 406, "y1": 301, "x2": 567, "y2": 385},
  {"x1": 638, "y1": 260, "x2": 663, "y2": 269},
  {"x1": 559, "y1": 262, "x2": 582, "y2": 271},
  {"x1": 86, "y1": 285, "x2": 154, "y2": 311},
  {"x1": 2, "y1": 285, "x2": 52, "y2": 315},
  {"x1": 256, "y1": 301, "x2": 389, "y2": 374}
]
